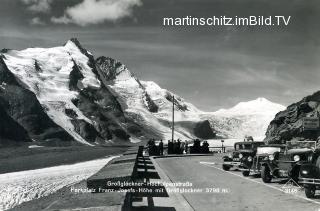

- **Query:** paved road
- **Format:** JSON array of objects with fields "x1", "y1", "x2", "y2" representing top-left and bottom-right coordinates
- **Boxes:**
[{"x1": 156, "y1": 155, "x2": 320, "y2": 211}]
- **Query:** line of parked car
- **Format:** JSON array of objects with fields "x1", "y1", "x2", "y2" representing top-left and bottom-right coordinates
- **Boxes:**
[{"x1": 222, "y1": 140, "x2": 320, "y2": 198}]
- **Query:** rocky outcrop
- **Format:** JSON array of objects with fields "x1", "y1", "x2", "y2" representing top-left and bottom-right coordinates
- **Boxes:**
[
  {"x1": 144, "y1": 92, "x2": 158, "y2": 113},
  {"x1": 69, "y1": 60, "x2": 84, "y2": 91},
  {"x1": 71, "y1": 119, "x2": 102, "y2": 142},
  {"x1": 265, "y1": 91, "x2": 320, "y2": 143},
  {"x1": 194, "y1": 120, "x2": 216, "y2": 139},
  {"x1": 95, "y1": 56, "x2": 126, "y2": 81},
  {"x1": 0, "y1": 104, "x2": 32, "y2": 146},
  {"x1": 73, "y1": 85, "x2": 131, "y2": 141},
  {"x1": 165, "y1": 92, "x2": 189, "y2": 111}
]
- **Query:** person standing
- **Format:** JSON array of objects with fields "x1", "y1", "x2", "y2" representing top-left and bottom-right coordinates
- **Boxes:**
[
  {"x1": 185, "y1": 140, "x2": 189, "y2": 154},
  {"x1": 177, "y1": 139, "x2": 181, "y2": 154},
  {"x1": 159, "y1": 139, "x2": 164, "y2": 156},
  {"x1": 173, "y1": 140, "x2": 177, "y2": 154},
  {"x1": 181, "y1": 142, "x2": 185, "y2": 154},
  {"x1": 168, "y1": 140, "x2": 173, "y2": 154}
]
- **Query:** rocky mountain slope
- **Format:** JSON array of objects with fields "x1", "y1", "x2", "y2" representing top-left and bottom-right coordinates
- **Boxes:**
[
  {"x1": 203, "y1": 98, "x2": 285, "y2": 139},
  {"x1": 95, "y1": 56, "x2": 215, "y2": 141},
  {"x1": 265, "y1": 91, "x2": 320, "y2": 143},
  {"x1": 0, "y1": 39, "x2": 215, "y2": 147},
  {"x1": 0, "y1": 39, "x2": 286, "y2": 147}
]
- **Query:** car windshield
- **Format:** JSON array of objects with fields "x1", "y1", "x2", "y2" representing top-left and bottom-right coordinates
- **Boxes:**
[
  {"x1": 286, "y1": 141, "x2": 316, "y2": 151},
  {"x1": 256, "y1": 147, "x2": 281, "y2": 155},
  {"x1": 253, "y1": 142, "x2": 265, "y2": 147},
  {"x1": 235, "y1": 142, "x2": 264, "y2": 150},
  {"x1": 235, "y1": 143, "x2": 253, "y2": 150}
]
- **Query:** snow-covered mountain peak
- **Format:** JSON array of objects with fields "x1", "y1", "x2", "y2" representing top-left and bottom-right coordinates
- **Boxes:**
[
  {"x1": 64, "y1": 38, "x2": 93, "y2": 56},
  {"x1": 256, "y1": 97, "x2": 269, "y2": 102},
  {"x1": 66, "y1": 38, "x2": 82, "y2": 46},
  {"x1": 213, "y1": 97, "x2": 285, "y2": 117},
  {"x1": 206, "y1": 97, "x2": 285, "y2": 139},
  {"x1": 1, "y1": 41, "x2": 103, "y2": 145}
]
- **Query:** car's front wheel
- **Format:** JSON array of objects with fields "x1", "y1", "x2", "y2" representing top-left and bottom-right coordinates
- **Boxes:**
[
  {"x1": 305, "y1": 186, "x2": 316, "y2": 198},
  {"x1": 222, "y1": 164, "x2": 230, "y2": 171},
  {"x1": 261, "y1": 166, "x2": 272, "y2": 183},
  {"x1": 242, "y1": 171, "x2": 250, "y2": 177}
]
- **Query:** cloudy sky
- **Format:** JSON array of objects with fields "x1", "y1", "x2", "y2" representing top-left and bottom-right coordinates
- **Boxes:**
[{"x1": 0, "y1": 0, "x2": 319, "y2": 111}]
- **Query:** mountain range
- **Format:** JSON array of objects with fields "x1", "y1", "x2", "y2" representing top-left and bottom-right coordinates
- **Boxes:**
[
  {"x1": 0, "y1": 39, "x2": 285, "y2": 147},
  {"x1": 206, "y1": 98, "x2": 285, "y2": 139}
]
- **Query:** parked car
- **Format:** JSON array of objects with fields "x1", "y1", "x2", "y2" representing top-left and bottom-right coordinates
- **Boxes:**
[
  {"x1": 299, "y1": 148, "x2": 320, "y2": 198},
  {"x1": 261, "y1": 141, "x2": 316, "y2": 183},
  {"x1": 244, "y1": 144, "x2": 285, "y2": 177},
  {"x1": 222, "y1": 141, "x2": 265, "y2": 175}
]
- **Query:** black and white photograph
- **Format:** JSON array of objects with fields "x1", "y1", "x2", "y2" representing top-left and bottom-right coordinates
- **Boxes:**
[{"x1": 0, "y1": 0, "x2": 319, "y2": 210}]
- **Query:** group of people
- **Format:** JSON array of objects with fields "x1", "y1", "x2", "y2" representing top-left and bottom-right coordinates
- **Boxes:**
[
  {"x1": 146, "y1": 139, "x2": 163, "y2": 156},
  {"x1": 189, "y1": 139, "x2": 209, "y2": 153},
  {"x1": 146, "y1": 138, "x2": 210, "y2": 156},
  {"x1": 167, "y1": 139, "x2": 188, "y2": 154}
]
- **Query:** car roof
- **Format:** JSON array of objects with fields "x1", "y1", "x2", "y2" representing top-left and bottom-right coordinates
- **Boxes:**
[
  {"x1": 235, "y1": 141, "x2": 265, "y2": 145},
  {"x1": 260, "y1": 144, "x2": 286, "y2": 148},
  {"x1": 286, "y1": 148, "x2": 313, "y2": 154}
]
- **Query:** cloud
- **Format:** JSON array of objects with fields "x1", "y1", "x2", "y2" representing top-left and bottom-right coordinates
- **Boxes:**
[
  {"x1": 51, "y1": 15, "x2": 72, "y2": 25},
  {"x1": 51, "y1": 0, "x2": 142, "y2": 26},
  {"x1": 21, "y1": 0, "x2": 53, "y2": 13},
  {"x1": 29, "y1": 17, "x2": 45, "y2": 25}
]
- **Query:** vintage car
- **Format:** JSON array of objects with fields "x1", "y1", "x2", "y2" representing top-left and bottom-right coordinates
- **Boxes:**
[
  {"x1": 222, "y1": 141, "x2": 265, "y2": 174},
  {"x1": 242, "y1": 144, "x2": 285, "y2": 177},
  {"x1": 299, "y1": 148, "x2": 320, "y2": 198},
  {"x1": 261, "y1": 141, "x2": 316, "y2": 183}
]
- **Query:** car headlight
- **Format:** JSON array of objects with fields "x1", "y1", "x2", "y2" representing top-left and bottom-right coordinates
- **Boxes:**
[
  {"x1": 247, "y1": 156, "x2": 253, "y2": 162},
  {"x1": 269, "y1": 154, "x2": 274, "y2": 161},
  {"x1": 239, "y1": 153, "x2": 243, "y2": 159},
  {"x1": 228, "y1": 154, "x2": 232, "y2": 158},
  {"x1": 293, "y1": 155, "x2": 300, "y2": 162}
]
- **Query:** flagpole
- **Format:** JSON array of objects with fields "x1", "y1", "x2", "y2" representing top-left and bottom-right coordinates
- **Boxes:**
[{"x1": 172, "y1": 95, "x2": 175, "y2": 142}]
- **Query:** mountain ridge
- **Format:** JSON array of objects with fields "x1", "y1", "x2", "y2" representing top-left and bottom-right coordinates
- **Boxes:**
[
  {"x1": 0, "y1": 38, "x2": 216, "y2": 147},
  {"x1": 0, "y1": 38, "x2": 286, "y2": 147}
]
